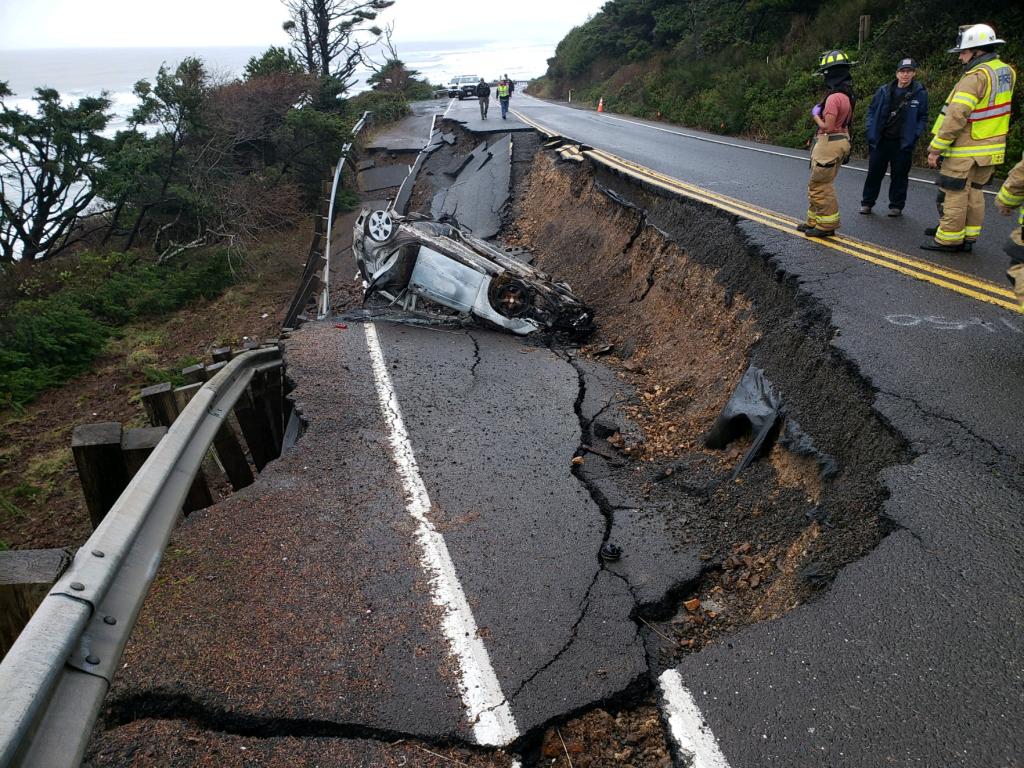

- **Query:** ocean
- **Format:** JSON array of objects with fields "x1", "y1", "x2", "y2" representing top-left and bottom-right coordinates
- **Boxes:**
[{"x1": 0, "y1": 39, "x2": 555, "y2": 130}]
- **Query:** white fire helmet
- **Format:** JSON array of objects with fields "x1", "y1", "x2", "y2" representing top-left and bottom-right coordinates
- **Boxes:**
[{"x1": 948, "y1": 24, "x2": 1005, "y2": 53}]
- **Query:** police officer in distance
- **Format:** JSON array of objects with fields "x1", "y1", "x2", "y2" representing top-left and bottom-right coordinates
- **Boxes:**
[
  {"x1": 922, "y1": 24, "x2": 1016, "y2": 253},
  {"x1": 860, "y1": 58, "x2": 928, "y2": 217}
]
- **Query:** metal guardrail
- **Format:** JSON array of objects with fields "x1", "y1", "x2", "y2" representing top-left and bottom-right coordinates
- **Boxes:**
[
  {"x1": 0, "y1": 347, "x2": 282, "y2": 767},
  {"x1": 284, "y1": 110, "x2": 373, "y2": 328}
]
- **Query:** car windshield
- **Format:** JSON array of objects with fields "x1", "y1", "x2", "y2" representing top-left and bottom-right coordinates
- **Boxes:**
[{"x1": 460, "y1": 77, "x2": 478, "y2": 84}]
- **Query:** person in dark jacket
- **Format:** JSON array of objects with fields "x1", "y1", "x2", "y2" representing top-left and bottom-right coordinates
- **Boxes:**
[
  {"x1": 860, "y1": 58, "x2": 929, "y2": 216},
  {"x1": 476, "y1": 78, "x2": 490, "y2": 119}
]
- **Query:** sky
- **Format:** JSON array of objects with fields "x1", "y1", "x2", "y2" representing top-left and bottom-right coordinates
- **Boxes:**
[{"x1": 0, "y1": 0, "x2": 605, "y2": 50}]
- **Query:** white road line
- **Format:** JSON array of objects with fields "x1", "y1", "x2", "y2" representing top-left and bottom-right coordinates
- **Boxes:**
[
  {"x1": 363, "y1": 322, "x2": 520, "y2": 748},
  {"x1": 521, "y1": 96, "x2": 997, "y2": 195},
  {"x1": 659, "y1": 669, "x2": 732, "y2": 768}
]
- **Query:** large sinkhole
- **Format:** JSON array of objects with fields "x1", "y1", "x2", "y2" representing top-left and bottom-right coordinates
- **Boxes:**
[{"x1": 403, "y1": 124, "x2": 912, "y2": 669}]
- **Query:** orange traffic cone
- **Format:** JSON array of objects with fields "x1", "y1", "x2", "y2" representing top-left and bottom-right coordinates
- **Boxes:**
[{"x1": 597, "y1": 97, "x2": 604, "y2": 113}]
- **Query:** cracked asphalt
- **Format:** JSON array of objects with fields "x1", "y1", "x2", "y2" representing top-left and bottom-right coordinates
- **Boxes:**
[
  {"x1": 85, "y1": 100, "x2": 1024, "y2": 766},
  {"x1": 497, "y1": 94, "x2": 1024, "y2": 765}
]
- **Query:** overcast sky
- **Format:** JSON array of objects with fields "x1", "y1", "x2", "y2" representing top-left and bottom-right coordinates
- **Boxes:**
[{"x1": 0, "y1": 0, "x2": 604, "y2": 50}]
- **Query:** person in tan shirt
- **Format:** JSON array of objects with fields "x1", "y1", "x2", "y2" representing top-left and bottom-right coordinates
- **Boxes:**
[
  {"x1": 922, "y1": 24, "x2": 1016, "y2": 253},
  {"x1": 797, "y1": 50, "x2": 855, "y2": 238}
]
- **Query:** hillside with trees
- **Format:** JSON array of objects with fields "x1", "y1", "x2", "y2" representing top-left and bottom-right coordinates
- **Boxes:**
[
  {"x1": 532, "y1": 0, "x2": 1022, "y2": 170},
  {"x1": 0, "y1": 0, "x2": 434, "y2": 410}
]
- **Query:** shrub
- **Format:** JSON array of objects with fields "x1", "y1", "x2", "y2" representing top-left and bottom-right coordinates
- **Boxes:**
[{"x1": 0, "y1": 249, "x2": 235, "y2": 408}]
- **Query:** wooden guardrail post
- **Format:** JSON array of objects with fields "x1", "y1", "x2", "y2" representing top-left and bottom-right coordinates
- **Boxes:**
[
  {"x1": 140, "y1": 383, "x2": 178, "y2": 429},
  {"x1": 181, "y1": 363, "x2": 206, "y2": 384},
  {"x1": 175, "y1": 383, "x2": 254, "y2": 491},
  {"x1": 0, "y1": 549, "x2": 71, "y2": 658},
  {"x1": 71, "y1": 423, "x2": 130, "y2": 528},
  {"x1": 140, "y1": 383, "x2": 213, "y2": 513},
  {"x1": 211, "y1": 347, "x2": 233, "y2": 363},
  {"x1": 121, "y1": 426, "x2": 168, "y2": 477}
]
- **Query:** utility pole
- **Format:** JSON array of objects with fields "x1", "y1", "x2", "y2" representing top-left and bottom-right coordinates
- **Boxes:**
[{"x1": 858, "y1": 15, "x2": 871, "y2": 48}]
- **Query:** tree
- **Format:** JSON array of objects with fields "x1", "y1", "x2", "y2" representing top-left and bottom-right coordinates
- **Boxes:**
[
  {"x1": 0, "y1": 82, "x2": 111, "y2": 263},
  {"x1": 244, "y1": 46, "x2": 305, "y2": 80},
  {"x1": 281, "y1": 0, "x2": 395, "y2": 93},
  {"x1": 120, "y1": 57, "x2": 209, "y2": 250},
  {"x1": 365, "y1": 22, "x2": 433, "y2": 99}
]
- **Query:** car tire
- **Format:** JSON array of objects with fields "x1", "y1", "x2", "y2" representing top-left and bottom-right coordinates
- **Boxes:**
[
  {"x1": 365, "y1": 209, "x2": 397, "y2": 244},
  {"x1": 491, "y1": 278, "x2": 531, "y2": 318}
]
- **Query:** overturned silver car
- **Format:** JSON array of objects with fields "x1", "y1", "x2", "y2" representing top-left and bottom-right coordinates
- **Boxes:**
[{"x1": 353, "y1": 208, "x2": 594, "y2": 336}]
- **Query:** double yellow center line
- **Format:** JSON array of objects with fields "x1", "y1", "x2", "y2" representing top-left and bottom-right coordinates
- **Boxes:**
[{"x1": 512, "y1": 109, "x2": 1021, "y2": 314}]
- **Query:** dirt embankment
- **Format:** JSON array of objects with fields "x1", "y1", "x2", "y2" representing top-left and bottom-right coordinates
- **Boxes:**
[
  {"x1": 0, "y1": 228, "x2": 311, "y2": 551},
  {"x1": 505, "y1": 150, "x2": 910, "y2": 657}
]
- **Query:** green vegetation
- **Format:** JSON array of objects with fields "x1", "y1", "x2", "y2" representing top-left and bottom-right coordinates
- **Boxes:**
[
  {"x1": 0, "y1": 250, "x2": 234, "y2": 408},
  {"x1": 0, "y1": 1, "x2": 416, "y2": 409},
  {"x1": 535, "y1": 0, "x2": 1023, "y2": 171},
  {"x1": 0, "y1": 0, "x2": 408, "y2": 266}
]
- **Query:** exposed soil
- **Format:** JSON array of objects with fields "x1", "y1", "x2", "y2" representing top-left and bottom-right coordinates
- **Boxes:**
[
  {"x1": 88, "y1": 719, "x2": 519, "y2": 768},
  {"x1": 536, "y1": 704, "x2": 672, "y2": 767},
  {"x1": 495, "y1": 146, "x2": 910, "y2": 763},
  {"x1": 0, "y1": 226, "x2": 311, "y2": 551}
]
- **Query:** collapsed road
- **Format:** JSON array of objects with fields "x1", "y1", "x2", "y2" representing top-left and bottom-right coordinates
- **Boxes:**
[{"x1": 82, "y1": 97, "x2": 1023, "y2": 768}]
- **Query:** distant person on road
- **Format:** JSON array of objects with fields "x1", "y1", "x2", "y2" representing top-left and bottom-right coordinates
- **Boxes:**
[
  {"x1": 505, "y1": 75, "x2": 515, "y2": 94},
  {"x1": 797, "y1": 50, "x2": 856, "y2": 238},
  {"x1": 497, "y1": 76, "x2": 512, "y2": 120},
  {"x1": 476, "y1": 78, "x2": 490, "y2": 119},
  {"x1": 922, "y1": 24, "x2": 1016, "y2": 253},
  {"x1": 996, "y1": 151, "x2": 1024, "y2": 306},
  {"x1": 860, "y1": 58, "x2": 928, "y2": 217}
]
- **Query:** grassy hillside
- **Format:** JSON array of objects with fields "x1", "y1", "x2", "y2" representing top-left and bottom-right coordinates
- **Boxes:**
[{"x1": 533, "y1": 0, "x2": 1023, "y2": 171}]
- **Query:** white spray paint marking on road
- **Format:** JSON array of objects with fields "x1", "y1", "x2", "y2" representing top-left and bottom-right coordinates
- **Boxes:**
[
  {"x1": 363, "y1": 322, "x2": 520, "y2": 748},
  {"x1": 519, "y1": 94, "x2": 996, "y2": 196},
  {"x1": 659, "y1": 669, "x2": 732, "y2": 768},
  {"x1": 884, "y1": 313, "x2": 1021, "y2": 333}
]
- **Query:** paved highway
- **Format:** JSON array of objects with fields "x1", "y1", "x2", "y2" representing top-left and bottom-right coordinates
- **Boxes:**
[
  {"x1": 90, "y1": 100, "x2": 1024, "y2": 767},
  {"x1": 509, "y1": 92, "x2": 1018, "y2": 288}
]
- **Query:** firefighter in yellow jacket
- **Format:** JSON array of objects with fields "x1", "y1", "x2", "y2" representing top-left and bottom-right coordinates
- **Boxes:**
[
  {"x1": 922, "y1": 24, "x2": 1016, "y2": 253},
  {"x1": 996, "y1": 152, "x2": 1024, "y2": 305}
]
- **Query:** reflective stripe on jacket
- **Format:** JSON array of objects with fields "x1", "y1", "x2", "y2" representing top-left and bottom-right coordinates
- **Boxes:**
[
  {"x1": 997, "y1": 152, "x2": 1024, "y2": 226},
  {"x1": 930, "y1": 55, "x2": 1016, "y2": 164}
]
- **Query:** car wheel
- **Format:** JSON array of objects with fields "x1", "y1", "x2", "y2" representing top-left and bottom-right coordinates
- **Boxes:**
[
  {"x1": 365, "y1": 209, "x2": 396, "y2": 243},
  {"x1": 492, "y1": 279, "x2": 531, "y2": 318}
]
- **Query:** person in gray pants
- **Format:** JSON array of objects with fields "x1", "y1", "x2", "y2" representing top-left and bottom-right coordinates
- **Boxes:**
[{"x1": 476, "y1": 78, "x2": 490, "y2": 119}]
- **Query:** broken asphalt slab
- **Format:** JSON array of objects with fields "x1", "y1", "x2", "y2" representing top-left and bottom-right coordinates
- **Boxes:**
[
  {"x1": 373, "y1": 323, "x2": 647, "y2": 734},
  {"x1": 364, "y1": 100, "x2": 441, "y2": 152},
  {"x1": 357, "y1": 163, "x2": 411, "y2": 192},
  {"x1": 431, "y1": 134, "x2": 512, "y2": 239},
  {"x1": 671, "y1": 453, "x2": 1024, "y2": 767},
  {"x1": 94, "y1": 322, "x2": 473, "y2": 744}
]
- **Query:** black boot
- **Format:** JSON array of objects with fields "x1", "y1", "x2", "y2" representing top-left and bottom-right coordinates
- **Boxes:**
[
  {"x1": 805, "y1": 227, "x2": 835, "y2": 238},
  {"x1": 920, "y1": 239, "x2": 965, "y2": 253}
]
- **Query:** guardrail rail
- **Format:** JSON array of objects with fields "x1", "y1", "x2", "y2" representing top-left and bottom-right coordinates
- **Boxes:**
[
  {"x1": 0, "y1": 345, "x2": 284, "y2": 767},
  {"x1": 284, "y1": 110, "x2": 373, "y2": 328}
]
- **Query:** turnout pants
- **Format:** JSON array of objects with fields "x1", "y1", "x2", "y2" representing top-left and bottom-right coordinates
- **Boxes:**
[
  {"x1": 806, "y1": 135, "x2": 850, "y2": 232},
  {"x1": 933, "y1": 157, "x2": 994, "y2": 246},
  {"x1": 479, "y1": 97, "x2": 488, "y2": 119},
  {"x1": 1007, "y1": 225, "x2": 1024, "y2": 306},
  {"x1": 861, "y1": 137, "x2": 913, "y2": 210}
]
